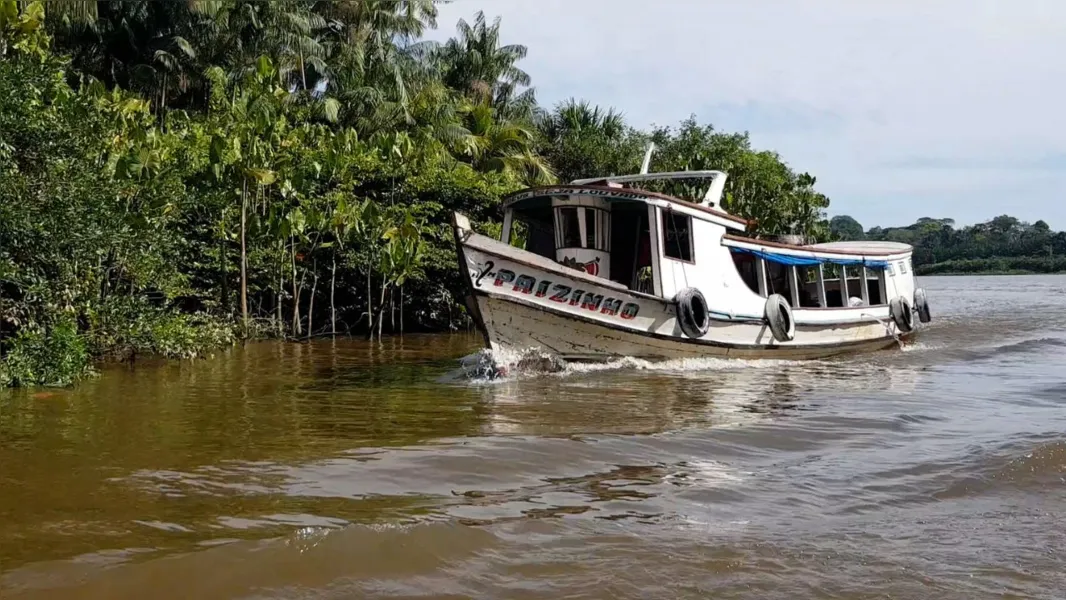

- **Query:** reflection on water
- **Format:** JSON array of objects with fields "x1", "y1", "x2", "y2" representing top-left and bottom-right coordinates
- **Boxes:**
[{"x1": 3, "y1": 275, "x2": 1066, "y2": 599}]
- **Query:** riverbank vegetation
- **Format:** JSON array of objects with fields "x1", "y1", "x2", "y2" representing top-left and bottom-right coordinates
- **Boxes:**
[
  {"x1": 830, "y1": 215, "x2": 1066, "y2": 275},
  {"x1": 0, "y1": 1, "x2": 835, "y2": 387}
]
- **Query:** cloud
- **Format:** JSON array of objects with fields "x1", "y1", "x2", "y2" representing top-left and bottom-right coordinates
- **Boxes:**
[{"x1": 428, "y1": 0, "x2": 1066, "y2": 229}]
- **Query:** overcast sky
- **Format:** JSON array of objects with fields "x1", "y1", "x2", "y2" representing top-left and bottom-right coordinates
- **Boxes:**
[{"x1": 427, "y1": 0, "x2": 1066, "y2": 230}]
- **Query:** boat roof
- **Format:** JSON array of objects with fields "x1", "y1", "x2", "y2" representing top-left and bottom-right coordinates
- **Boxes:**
[
  {"x1": 723, "y1": 234, "x2": 913, "y2": 266},
  {"x1": 570, "y1": 169, "x2": 725, "y2": 185},
  {"x1": 571, "y1": 170, "x2": 728, "y2": 206},
  {"x1": 501, "y1": 183, "x2": 748, "y2": 231},
  {"x1": 805, "y1": 240, "x2": 913, "y2": 255}
]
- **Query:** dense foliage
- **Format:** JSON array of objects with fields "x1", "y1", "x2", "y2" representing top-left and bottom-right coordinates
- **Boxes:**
[
  {"x1": 1, "y1": 1, "x2": 834, "y2": 387},
  {"x1": 831, "y1": 215, "x2": 1066, "y2": 275}
]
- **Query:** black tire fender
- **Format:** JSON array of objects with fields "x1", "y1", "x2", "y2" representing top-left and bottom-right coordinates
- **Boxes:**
[
  {"x1": 913, "y1": 288, "x2": 931, "y2": 324},
  {"x1": 890, "y1": 296, "x2": 915, "y2": 332},
  {"x1": 674, "y1": 287, "x2": 711, "y2": 339},
  {"x1": 764, "y1": 294, "x2": 795, "y2": 342}
]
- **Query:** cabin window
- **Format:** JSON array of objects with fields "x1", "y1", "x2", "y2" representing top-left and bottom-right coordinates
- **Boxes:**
[
  {"x1": 766, "y1": 262, "x2": 793, "y2": 305},
  {"x1": 509, "y1": 206, "x2": 556, "y2": 259},
  {"x1": 842, "y1": 265, "x2": 858, "y2": 301},
  {"x1": 898, "y1": 260, "x2": 908, "y2": 274},
  {"x1": 555, "y1": 206, "x2": 609, "y2": 251},
  {"x1": 585, "y1": 208, "x2": 598, "y2": 249},
  {"x1": 556, "y1": 207, "x2": 582, "y2": 248},
  {"x1": 886, "y1": 263, "x2": 894, "y2": 276},
  {"x1": 583, "y1": 207, "x2": 610, "y2": 251},
  {"x1": 731, "y1": 250, "x2": 762, "y2": 295},
  {"x1": 662, "y1": 210, "x2": 693, "y2": 262},
  {"x1": 506, "y1": 219, "x2": 526, "y2": 247},
  {"x1": 867, "y1": 267, "x2": 886, "y2": 305},
  {"x1": 796, "y1": 266, "x2": 821, "y2": 307},
  {"x1": 821, "y1": 264, "x2": 845, "y2": 307}
]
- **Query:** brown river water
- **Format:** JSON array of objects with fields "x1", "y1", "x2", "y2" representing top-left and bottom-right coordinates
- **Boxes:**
[{"x1": 2, "y1": 275, "x2": 1066, "y2": 599}]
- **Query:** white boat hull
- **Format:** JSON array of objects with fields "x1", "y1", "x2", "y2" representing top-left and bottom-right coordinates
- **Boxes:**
[
  {"x1": 472, "y1": 293, "x2": 902, "y2": 361},
  {"x1": 454, "y1": 220, "x2": 913, "y2": 363}
]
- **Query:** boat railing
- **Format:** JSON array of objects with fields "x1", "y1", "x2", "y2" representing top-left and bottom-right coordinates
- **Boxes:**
[{"x1": 570, "y1": 170, "x2": 729, "y2": 208}]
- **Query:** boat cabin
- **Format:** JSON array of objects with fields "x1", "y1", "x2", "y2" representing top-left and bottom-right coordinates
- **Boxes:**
[{"x1": 498, "y1": 170, "x2": 913, "y2": 314}]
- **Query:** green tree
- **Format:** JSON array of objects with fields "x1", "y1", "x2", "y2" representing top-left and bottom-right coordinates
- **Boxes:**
[
  {"x1": 647, "y1": 117, "x2": 831, "y2": 239},
  {"x1": 536, "y1": 98, "x2": 645, "y2": 183},
  {"x1": 436, "y1": 10, "x2": 533, "y2": 113},
  {"x1": 829, "y1": 215, "x2": 865, "y2": 240}
]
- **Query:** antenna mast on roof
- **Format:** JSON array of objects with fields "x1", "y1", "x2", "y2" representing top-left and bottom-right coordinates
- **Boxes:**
[{"x1": 640, "y1": 142, "x2": 656, "y2": 175}]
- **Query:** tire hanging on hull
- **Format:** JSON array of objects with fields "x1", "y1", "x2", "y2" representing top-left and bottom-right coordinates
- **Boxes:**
[
  {"x1": 674, "y1": 287, "x2": 711, "y2": 339},
  {"x1": 764, "y1": 294, "x2": 795, "y2": 342},
  {"x1": 913, "y1": 288, "x2": 931, "y2": 323},
  {"x1": 890, "y1": 296, "x2": 915, "y2": 333}
]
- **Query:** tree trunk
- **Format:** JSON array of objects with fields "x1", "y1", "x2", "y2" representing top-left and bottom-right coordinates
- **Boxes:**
[
  {"x1": 377, "y1": 278, "x2": 388, "y2": 340},
  {"x1": 330, "y1": 252, "x2": 337, "y2": 336},
  {"x1": 160, "y1": 73, "x2": 168, "y2": 121},
  {"x1": 240, "y1": 178, "x2": 249, "y2": 334},
  {"x1": 291, "y1": 235, "x2": 301, "y2": 337},
  {"x1": 307, "y1": 258, "x2": 318, "y2": 340},
  {"x1": 299, "y1": 48, "x2": 307, "y2": 91},
  {"x1": 399, "y1": 285, "x2": 404, "y2": 335},
  {"x1": 220, "y1": 236, "x2": 228, "y2": 313},
  {"x1": 100, "y1": 250, "x2": 114, "y2": 303},
  {"x1": 276, "y1": 239, "x2": 284, "y2": 335},
  {"x1": 366, "y1": 270, "x2": 373, "y2": 340}
]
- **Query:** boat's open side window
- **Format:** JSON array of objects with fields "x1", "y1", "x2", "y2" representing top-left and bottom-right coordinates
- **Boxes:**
[
  {"x1": 795, "y1": 266, "x2": 821, "y2": 307},
  {"x1": 844, "y1": 266, "x2": 864, "y2": 301},
  {"x1": 504, "y1": 203, "x2": 556, "y2": 259},
  {"x1": 814, "y1": 262, "x2": 890, "y2": 307},
  {"x1": 725, "y1": 241, "x2": 895, "y2": 309},
  {"x1": 730, "y1": 251, "x2": 762, "y2": 295},
  {"x1": 764, "y1": 262, "x2": 793, "y2": 304},
  {"x1": 555, "y1": 206, "x2": 610, "y2": 251},
  {"x1": 661, "y1": 210, "x2": 693, "y2": 262},
  {"x1": 866, "y1": 266, "x2": 886, "y2": 306},
  {"x1": 584, "y1": 206, "x2": 610, "y2": 252},
  {"x1": 819, "y1": 264, "x2": 844, "y2": 307},
  {"x1": 556, "y1": 207, "x2": 581, "y2": 248}
]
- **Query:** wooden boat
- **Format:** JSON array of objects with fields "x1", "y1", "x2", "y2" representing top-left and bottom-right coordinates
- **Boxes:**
[{"x1": 450, "y1": 158, "x2": 931, "y2": 365}]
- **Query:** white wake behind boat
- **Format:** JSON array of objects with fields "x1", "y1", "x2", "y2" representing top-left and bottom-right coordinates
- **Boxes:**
[{"x1": 451, "y1": 159, "x2": 931, "y2": 364}]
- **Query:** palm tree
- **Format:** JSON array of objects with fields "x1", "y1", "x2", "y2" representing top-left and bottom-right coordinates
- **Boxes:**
[
  {"x1": 46, "y1": 1, "x2": 272, "y2": 113},
  {"x1": 38, "y1": 0, "x2": 98, "y2": 26},
  {"x1": 534, "y1": 98, "x2": 641, "y2": 183},
  {"x1": 315, "y1": 0, "x2": 439, "y2": 126},
  {"x1": 435, "y1": 11, "x2": 531, "y2": 108},
  {"x1": 253, "y1": 2, "x2": 329, "y2": 91},
  {"x1": 539, "y1": 98, "x2": 626, "y2": 141},
  {"x1": 457, "y1": 101, "x2": 554, "y2": 184}
]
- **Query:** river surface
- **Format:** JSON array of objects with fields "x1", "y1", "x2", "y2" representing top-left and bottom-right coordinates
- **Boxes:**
[{"x1": 2, "y1": 275, "x2": 1066, "y2": 599}]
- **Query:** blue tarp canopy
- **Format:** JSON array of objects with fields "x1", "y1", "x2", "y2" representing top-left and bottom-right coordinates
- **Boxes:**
[{"x1": 729, "y1": 247, "x2": 890, "y2": 269}]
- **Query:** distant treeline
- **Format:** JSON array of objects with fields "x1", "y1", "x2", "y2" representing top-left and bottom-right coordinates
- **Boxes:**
[{"x1": 829, "y1": 215, "x2": 1066, "y2": 275}]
